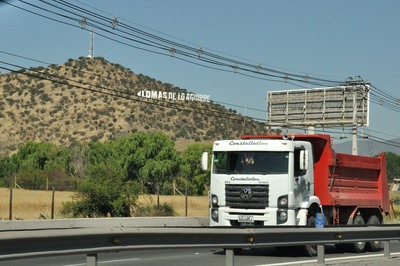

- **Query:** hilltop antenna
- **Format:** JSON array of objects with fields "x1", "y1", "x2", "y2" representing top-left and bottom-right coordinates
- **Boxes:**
[{"x1": 88, "y1": 28, "x2": 94, "y2": 58}]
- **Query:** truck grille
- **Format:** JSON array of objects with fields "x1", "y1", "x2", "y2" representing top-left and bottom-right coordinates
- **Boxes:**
[{"x1": 225, "y1": 184, "x2": 269, "y2": 209}]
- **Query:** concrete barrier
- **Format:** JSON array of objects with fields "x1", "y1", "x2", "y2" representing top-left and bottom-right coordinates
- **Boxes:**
[{"x1": 0, "y1": 216, "x2": 209, "y2": 231}]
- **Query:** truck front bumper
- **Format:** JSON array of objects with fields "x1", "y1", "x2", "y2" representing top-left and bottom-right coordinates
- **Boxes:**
[{"x1": 210, "y1": 207, "x2": 298, "y2": 226}]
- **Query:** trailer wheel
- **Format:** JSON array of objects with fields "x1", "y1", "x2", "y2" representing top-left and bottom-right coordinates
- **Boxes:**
[
  {"x1": 350, "y1": 215, "x2": 366, "y2": 253},
  {"x1": 366, "y1": 215, "x2": 382, "y2": 252},
  {"x1": 304, "y1": 216, "x2": 318, "y2": 256}
]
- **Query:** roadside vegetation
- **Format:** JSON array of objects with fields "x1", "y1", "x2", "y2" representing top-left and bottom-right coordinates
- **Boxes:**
[
  {"x1": 0, "y1": 132, "x2": 211, "y2": 218},
  {"x1": 1, "y1": 132, "x2": 399, "y2": 220},
  {"x1": 0, "y1": 187, "x2": 208, "y2": 220}
]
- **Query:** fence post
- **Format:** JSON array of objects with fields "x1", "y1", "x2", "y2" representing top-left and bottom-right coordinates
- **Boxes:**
[
  {"x1": 317, "y1": 244, "x2": 325, "y2": 265},
  {"x1": 156, "y1": 184, "x2": 160, "y2": 207},
  {"x1": 9, "y1": 187, "x2": 13, "y2": 220},
  {"x1": 185, "y1": 185, "x2": 188, "y2": 217},
  {"x1": 51, "y1": 187, "x2": 55, "y2": 219},
  {"x1": 86, "y1": 253, "x2": 97, "y2": 266},
  {"x1": 225, "y1": 249, "x2": 234, "y2": 266},
  {"x1": 384, "y1": 240, "x2": 391, "y2": 258}
]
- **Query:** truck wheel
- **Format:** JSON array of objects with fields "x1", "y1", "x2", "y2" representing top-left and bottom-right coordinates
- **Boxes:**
[
  {"x1": 350, "y1": 215, "x2": 366, "y2": 253},
  {"x1": 304, "y1": 216, "x2": 318, "y2": 256},
  {"x1": 366, "y1": 215, "x2": 382, "y2": 252}
]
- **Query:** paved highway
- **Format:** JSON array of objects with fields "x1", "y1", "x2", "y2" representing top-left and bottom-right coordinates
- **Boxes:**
[{"x1": 1, "y1": 242, "x2": 399, "y2": 266}]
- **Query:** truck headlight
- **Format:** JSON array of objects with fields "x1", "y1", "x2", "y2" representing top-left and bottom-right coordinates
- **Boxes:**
[
  {"x1": 211, "y1": 195, "x2": 219, "y2": 207},
  {"x1": 211, "y1": 208, "x2": 219, "y2": 222},
  {"x1": 278, "y1": 195, "x2": 288, "y2": 208},
  {"x1": 277, "y1": 210, "x2": 288, "y2": 224}
]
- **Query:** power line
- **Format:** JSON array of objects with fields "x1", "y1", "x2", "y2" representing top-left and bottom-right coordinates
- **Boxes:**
[
  {"x1": 24, "y1": 0, "x2": 400, "y2": 106},
  {"x1": 7, "y1": 0, "x2": 347, "y2": 88},
  {"x1": 2, "y1": 51, "x2": 400, "y2": 149},
  {"x1": 3, "y1": 0, "x2": 400, "y2": 148},
  {"x1": 2, "y1": 57, "x2": 400, "y2": 150},
  {"x1": 2, "y1": 47, "x2": 400, "y2": 135},
  {"x1": 310, "y1": 127, "x2": 400, "y2": 150},
  {"x1": 71, "y1": 0, "x2": 346, "y2": 83},
  {"x1": 8, "y1": 0, "x2": 400, "y2": 106},
  {"x1": 4, "y1": 0, "x2": 400, "y2": 105},
  {"x1": 0, "y1": 50, "x2": 267, "y2": 115},
  {"x1": 0, "y1": 59, "x2": 266, "y2": 126}
]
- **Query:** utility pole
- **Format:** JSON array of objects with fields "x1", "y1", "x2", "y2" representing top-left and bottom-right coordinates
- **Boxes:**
[
  {"x1": 352, "y1": 89, "x2": 358, "y2": 155},
  {"x1": 346, "y1": 77, "x2": 359, "y2": 156},
  {"x1": 88, "y1": 28, "x2": 94, "y2": 58}
]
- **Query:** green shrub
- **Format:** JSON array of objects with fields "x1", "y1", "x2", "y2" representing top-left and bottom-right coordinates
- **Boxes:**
[{"x1": 132, "y1": 203, "x2": 175, "y2": 217}]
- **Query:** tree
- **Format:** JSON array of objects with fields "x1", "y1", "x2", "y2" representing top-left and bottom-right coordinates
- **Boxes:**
[
  {"x1": 69, "y1": 142, "x2": 89, "y2": 179},
  {"x1": 62, "y1": 163, "x2": 141, "y2": 217},
  {"x1": 61, "y1": 132, "x2": 178, "y2": 217},
  {"x1": 0, "y1": 155, "x2": 15, "y2": 187},
  {"x1": 385, "y1": 152, "x2": 400, "y2": 184},
  {"x1": 113, "y1": 132, "x2": 179, "y2": 194},
  {"x1": 11, "y1": 142, "x2": 71, "y2": 172},
  {"x1": 86, "y1": 141, "x2": 115, "y2": 166},
  {"x1": 177, "y1": 143, "x2": 212, "y2": 195},
  {"x1": 10, "y1": 142, "x2": 72, "y2": 190},
  {"x1": 138, "y1": 132, "x2": 178, "y2": 194}
]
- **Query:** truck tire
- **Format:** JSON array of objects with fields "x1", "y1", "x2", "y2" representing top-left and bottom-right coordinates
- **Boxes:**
[
  {"x1": 350, "y1": 215, "x2": 366, "y2": 253},
  {"x1": 304, "y1": 216, "x2": 318, "y2": 256},
  {"x1": 366, "y1": 215, "x2": 382, "y2": 252}
]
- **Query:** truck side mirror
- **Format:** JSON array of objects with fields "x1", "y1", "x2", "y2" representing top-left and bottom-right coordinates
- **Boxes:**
[
  {"x1": 201, "y1": 152, "x2": 208, "y2": 171},
  {"x1": 299, "y1": 150, "x2": 308, "y2": 171}
]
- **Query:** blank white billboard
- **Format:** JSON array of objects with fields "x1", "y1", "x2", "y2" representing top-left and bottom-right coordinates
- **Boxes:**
[{"x1": 267, "y1": 85, "x2": 369, "y2": 128}]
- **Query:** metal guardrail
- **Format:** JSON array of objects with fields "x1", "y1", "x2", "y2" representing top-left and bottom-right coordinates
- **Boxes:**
[{"x1": 0, "y1": 219, "x2": 400, "y2": 266}]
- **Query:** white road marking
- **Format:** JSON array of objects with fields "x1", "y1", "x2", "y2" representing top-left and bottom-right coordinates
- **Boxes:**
[
  {"x1": 255, "y1": 252, "x2": 400, "y2": 266},
  {"x1": 63, "y1": 257, "x2": 140, "y2": 266}
]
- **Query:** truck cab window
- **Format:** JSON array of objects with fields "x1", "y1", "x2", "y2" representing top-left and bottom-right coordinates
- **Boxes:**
[{"x1": 213, "y1": 151, "x2": 288, "y2": 174}]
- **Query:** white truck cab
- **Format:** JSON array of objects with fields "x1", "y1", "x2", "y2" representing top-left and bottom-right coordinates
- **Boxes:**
[{"x1": 202, "y1": 137, "x2": 318, "y2": 227}]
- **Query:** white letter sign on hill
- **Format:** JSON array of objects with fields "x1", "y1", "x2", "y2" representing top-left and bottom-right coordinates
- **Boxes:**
[{"x1": 137, "y1": 90, "x2": 210, "y2": 103}]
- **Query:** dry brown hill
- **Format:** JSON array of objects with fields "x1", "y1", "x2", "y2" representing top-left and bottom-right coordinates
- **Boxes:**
[{"x1": 0, "y1": 57, "x2": 266, "y2": 154}]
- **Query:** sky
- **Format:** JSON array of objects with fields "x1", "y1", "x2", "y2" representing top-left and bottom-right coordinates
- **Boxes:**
[{"x1": 1, "y1": 0, "x2": 399, "y2": 144}]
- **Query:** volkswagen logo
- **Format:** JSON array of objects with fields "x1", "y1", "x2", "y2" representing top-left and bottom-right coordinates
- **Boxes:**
[{"x1": 240, "y1": 187, "x2": 252, "y2": 200}]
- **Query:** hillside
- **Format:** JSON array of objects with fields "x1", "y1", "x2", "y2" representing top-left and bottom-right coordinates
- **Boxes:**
[{"x1": 0, "y1": 57, "x2": 266, "y2": 154}]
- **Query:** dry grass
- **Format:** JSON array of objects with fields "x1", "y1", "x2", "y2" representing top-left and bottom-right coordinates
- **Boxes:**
[
  {"x1": 0, "y1": 187, "x2": 208, "y2": 220},
  {"x1": 138, "y1": 194, "x2": 208, "y2": 217},
  {"x1": 2, "y1": 186, "x2": 397, "y2": 221},
  {"x1": 387, "y1": 191, "x2": 400, "y2": 223},
  {"x1": 0, "y1": 187, "x2": 74, "y2": 220}
]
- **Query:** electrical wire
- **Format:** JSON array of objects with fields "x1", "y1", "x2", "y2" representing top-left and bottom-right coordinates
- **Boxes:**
[
  {"x1": 0, "y1": 59, "x2": 266, "y2": 126},
  {"x1": 5, "y1": 0, "x2": 400, "y2": 98},
  {"x1": 2, "y1": 0, "x2": 400, "y2": 148},
  {"x1": 2, "y1": 51, "x2": 400, "y2": 149},
  {"x1": 0, "y1": 50, "x2": 267, "y2": 115},
  {"x1": 2, "y1": 57, "x2": 400, "y2": 150},
  {"x1": 5, "y1": 0, "x2": 348, "y2": 88}
]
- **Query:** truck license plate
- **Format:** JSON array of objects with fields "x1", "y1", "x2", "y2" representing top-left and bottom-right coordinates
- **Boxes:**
[{"x1": 238, "y1": 215, "x2": 254, "y2": 225}]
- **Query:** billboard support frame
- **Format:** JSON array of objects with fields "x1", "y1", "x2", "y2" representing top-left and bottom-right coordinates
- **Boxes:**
[
  {"x1": 266, "y1": 83, "x2": 370, "y2": 155},
  {"x1": 266, "y1": 83, "x2": 370, "y2": 129}
]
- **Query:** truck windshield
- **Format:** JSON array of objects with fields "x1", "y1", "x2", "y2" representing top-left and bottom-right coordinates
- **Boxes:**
[{"x1": 213, "y1": 151, "x2": 289, "y2": 174}]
